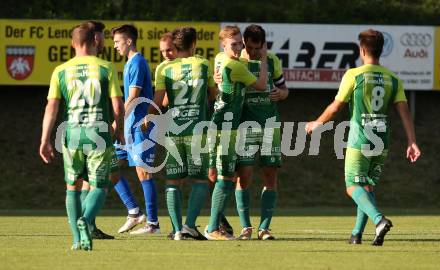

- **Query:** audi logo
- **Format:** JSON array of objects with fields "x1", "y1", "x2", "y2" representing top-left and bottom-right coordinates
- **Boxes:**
[{"x1": 400, "y1": 33, "x2": 432, "y2": 47}]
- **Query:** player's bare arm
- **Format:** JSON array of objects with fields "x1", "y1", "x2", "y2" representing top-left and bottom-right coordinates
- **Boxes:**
[
  {"x1": 111, "y1": 96, "x2": 125, "y2": 144},
  {"x1": 162, "y1": 92, "x2": 169, "y2": 108},
  {"x1": 213, "y1": 68, "x2": 222, "y2": 85},
  {"x1": 148, "y1": 89, "x2": 166, "y2": 115},
  {"x1": 141, "y1": 89, "x2": 166, "y2": 132},
  {"x1": 249, "y1": 43, "x2": 268, "y2": 91},
  {"x1": 125, "y1": 87, "x2": 142, "y2": 112},
  {"x1": 305, "y1": 99, "x2": 346, "y2": 135},
  {"x1": 269, "y1": 84, "x2": 289, "y2": 101},
  {"x1": 39, "y1": 98, "x2": 60, "y2": 163},
  {"x1": 394, "y1": 101, "x2": 421, "y2": 162}
]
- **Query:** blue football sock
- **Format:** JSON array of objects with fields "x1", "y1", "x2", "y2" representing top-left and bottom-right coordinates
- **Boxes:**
[
  {"x1": 141, "y1": 179, "x2": 158, "y2": 223},
  {"x1": 114, "y1": 176, "x2": 139, "y2": 212}
]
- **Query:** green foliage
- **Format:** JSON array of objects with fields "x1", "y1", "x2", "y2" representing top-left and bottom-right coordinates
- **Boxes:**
[{"x1": 2, "y1": 0, "x2": 440, "y2": 24}]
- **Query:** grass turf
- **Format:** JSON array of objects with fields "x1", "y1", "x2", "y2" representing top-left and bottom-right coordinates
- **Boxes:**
[{"x1": 1, "y1": 211, "x2": 440, "y2": 269}]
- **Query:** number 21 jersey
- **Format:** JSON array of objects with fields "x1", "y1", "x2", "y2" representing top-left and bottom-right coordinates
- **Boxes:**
[{"x1": 155, "y1": 54, "x2": 215, "y2": 136}]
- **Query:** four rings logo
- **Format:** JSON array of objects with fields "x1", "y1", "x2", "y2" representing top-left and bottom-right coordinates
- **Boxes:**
[
  {"x1": 6, "y1": 46, "x2": 35, "y2": 80},
  {"x1": 400, "y1": 33, "x2": 432, "y2": 47}
]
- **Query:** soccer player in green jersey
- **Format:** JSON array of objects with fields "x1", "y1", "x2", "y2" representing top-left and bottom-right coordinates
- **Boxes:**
[
  {"x1": 204, "y1": 25, "x2": 269, "y2": 240},
  {"x1": 306, "y1": 29, "x2": 421, "y2": 246},
  {"x1": 234, "y1": 24, "x2": 289, "y2": 240},
  {"x1": 39, "y1": 21, "x2": 124, "y2": 251},
  {"x1": 149, "y1": 27, "x2": 217, "y2": 240},
  {"x1": 156, "y1": 32, "x2": 177, "y2": 109},
  {"x1": 78, "y1": 20, "x2": 118, "y2": 240},
  {"x1": 159, "y1": 32, "x2": 177, "y2": 62},
  {"x1": 157, "y1": 32, "x2": 178, "y2": 240}
]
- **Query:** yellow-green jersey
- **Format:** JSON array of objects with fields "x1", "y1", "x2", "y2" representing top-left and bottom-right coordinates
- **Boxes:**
[
  {"x1": 240, "y1": 52, "x2": 284, "y2": 124},
  {"x1": 155, "y1": 54, "x2": 215, "y2": 136},
  {"x1": 212, "y1": 52, "x2": 257, "y2": 130},
  {"x1": 48, "y1": 55, "x2": 122, "y2": 146},
  {"x1": 335, "y1": 64, "x2": 407, "y2": 151},
  {"x1": 154, "y1": 59, "x2": 171, "y2": 88}
]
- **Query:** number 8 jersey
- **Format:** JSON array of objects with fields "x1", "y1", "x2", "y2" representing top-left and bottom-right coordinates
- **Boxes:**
[
  {"x1": 335, "y1": 64, "x2": 407, "y2": 151},
  {"x1": 155, "y1": 55, "x2": 215, "y2": 136}
]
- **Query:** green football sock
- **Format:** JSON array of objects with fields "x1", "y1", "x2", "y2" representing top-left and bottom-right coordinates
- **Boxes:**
[
  {"x1": 80, "y1": 190, "x2": 89, "y2": 207},
  {"x1": 185, "y1": 183, "x2": 208, "y2": 228},
  {"x1": 351, "y1": 207, "x2": 368, "y2": 236},
  {"x1": 369, "y1": 191, "x2": 377, "y2": 206},
  {"x1": 351, "y1": 192, "x2": 376, "y2": 236},
  {"x1": 207, "y1": 180, "x2": 234, "y2": 232},
  {"x1": 82, "y1": 188, "x2": 106, "y2": 226},
  {"x1": 87, "y1": 184, "x2": 112, "y2": 232},
  {"x1": 235, "y1": 189, "x2": 251, "y2": 228},
  {"x1": 81, "y1": 189, "x2": 98, "y2": 231},
  {"x1": 259, "y1": 189, "x2": 277, "y2": 230},
  {"x1": 351, "y1": 187, "x2": 382, "y2": 225},
  {"x1": 65, "y1": 190, "x2": 81, "y2": 244},
  {"x1": 166, "y1": 185, "x2": 182, "y2": 232}
]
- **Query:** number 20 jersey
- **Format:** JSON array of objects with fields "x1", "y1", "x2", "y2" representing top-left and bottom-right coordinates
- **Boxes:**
[
  {"x1": 335, "y1": 64, "x2": 407, "y2": 151},
  {"x1": 47, "y1": 55, "x2": 122, "y2": 146},
  {"x1": 155, "y1": 55, "x2": 215, "y2": 136}
]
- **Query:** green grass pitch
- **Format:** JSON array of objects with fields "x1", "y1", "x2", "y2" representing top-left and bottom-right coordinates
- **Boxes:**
[{"x1": 1, "y1": 210, "x2": 440, "y2": 270}]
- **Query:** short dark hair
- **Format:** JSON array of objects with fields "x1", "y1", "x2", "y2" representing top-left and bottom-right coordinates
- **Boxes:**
[
  {"x1": 111, "y1": 24, "x2": 138, "y2": 45},
  {"x1": 358, "y1": 29, "x2": 384, "y2": 59},
  {"x1": 243, "y1": 24, "x2": 266, "y2": 44},
  {"x1": 172, "y1": 27, "x2": 197, "y2": 52},
  {"x1": 87, "y1": 20, "x2": 105, "y2": 33}
]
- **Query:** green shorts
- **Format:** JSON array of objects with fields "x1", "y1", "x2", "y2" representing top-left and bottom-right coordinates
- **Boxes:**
[
  {"x1": 165, "y1": 134, "x2": 208, "y2": 179},
  {"x1": 345, "y1": 147, "x2": 388, "y2": 187},
  {"x1": 62, "y1": 144, "x2": 113, "y2": 188},
  {"x1": 236, "y1": 126, "x2": 282, "y2": 167},
  {"x1": 208, "y1": 130, "x2": 237, "y2": 177}
]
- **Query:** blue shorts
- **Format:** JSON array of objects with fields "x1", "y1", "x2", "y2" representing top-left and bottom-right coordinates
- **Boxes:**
[{"x1": 115, "y1": 128, "x2": 156, "y2": 168}]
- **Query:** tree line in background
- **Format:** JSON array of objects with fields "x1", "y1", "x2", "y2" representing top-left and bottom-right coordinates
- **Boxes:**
[{"x1": 2, "y1": 0, "x2": 440, "y2": 25}]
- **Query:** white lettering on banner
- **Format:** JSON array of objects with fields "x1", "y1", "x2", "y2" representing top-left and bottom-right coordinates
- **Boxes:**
[
  {"x1": 283, "y1": 69, "x2": 345, "y2": 82},
  {"x1": 222, "y1": 23, "x2": 435, "y2": 90}
]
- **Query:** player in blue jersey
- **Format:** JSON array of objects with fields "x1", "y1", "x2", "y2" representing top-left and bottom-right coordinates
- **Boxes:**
[{"x1": 111, "y1": 24, "x2": 160, "y2": 234}]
